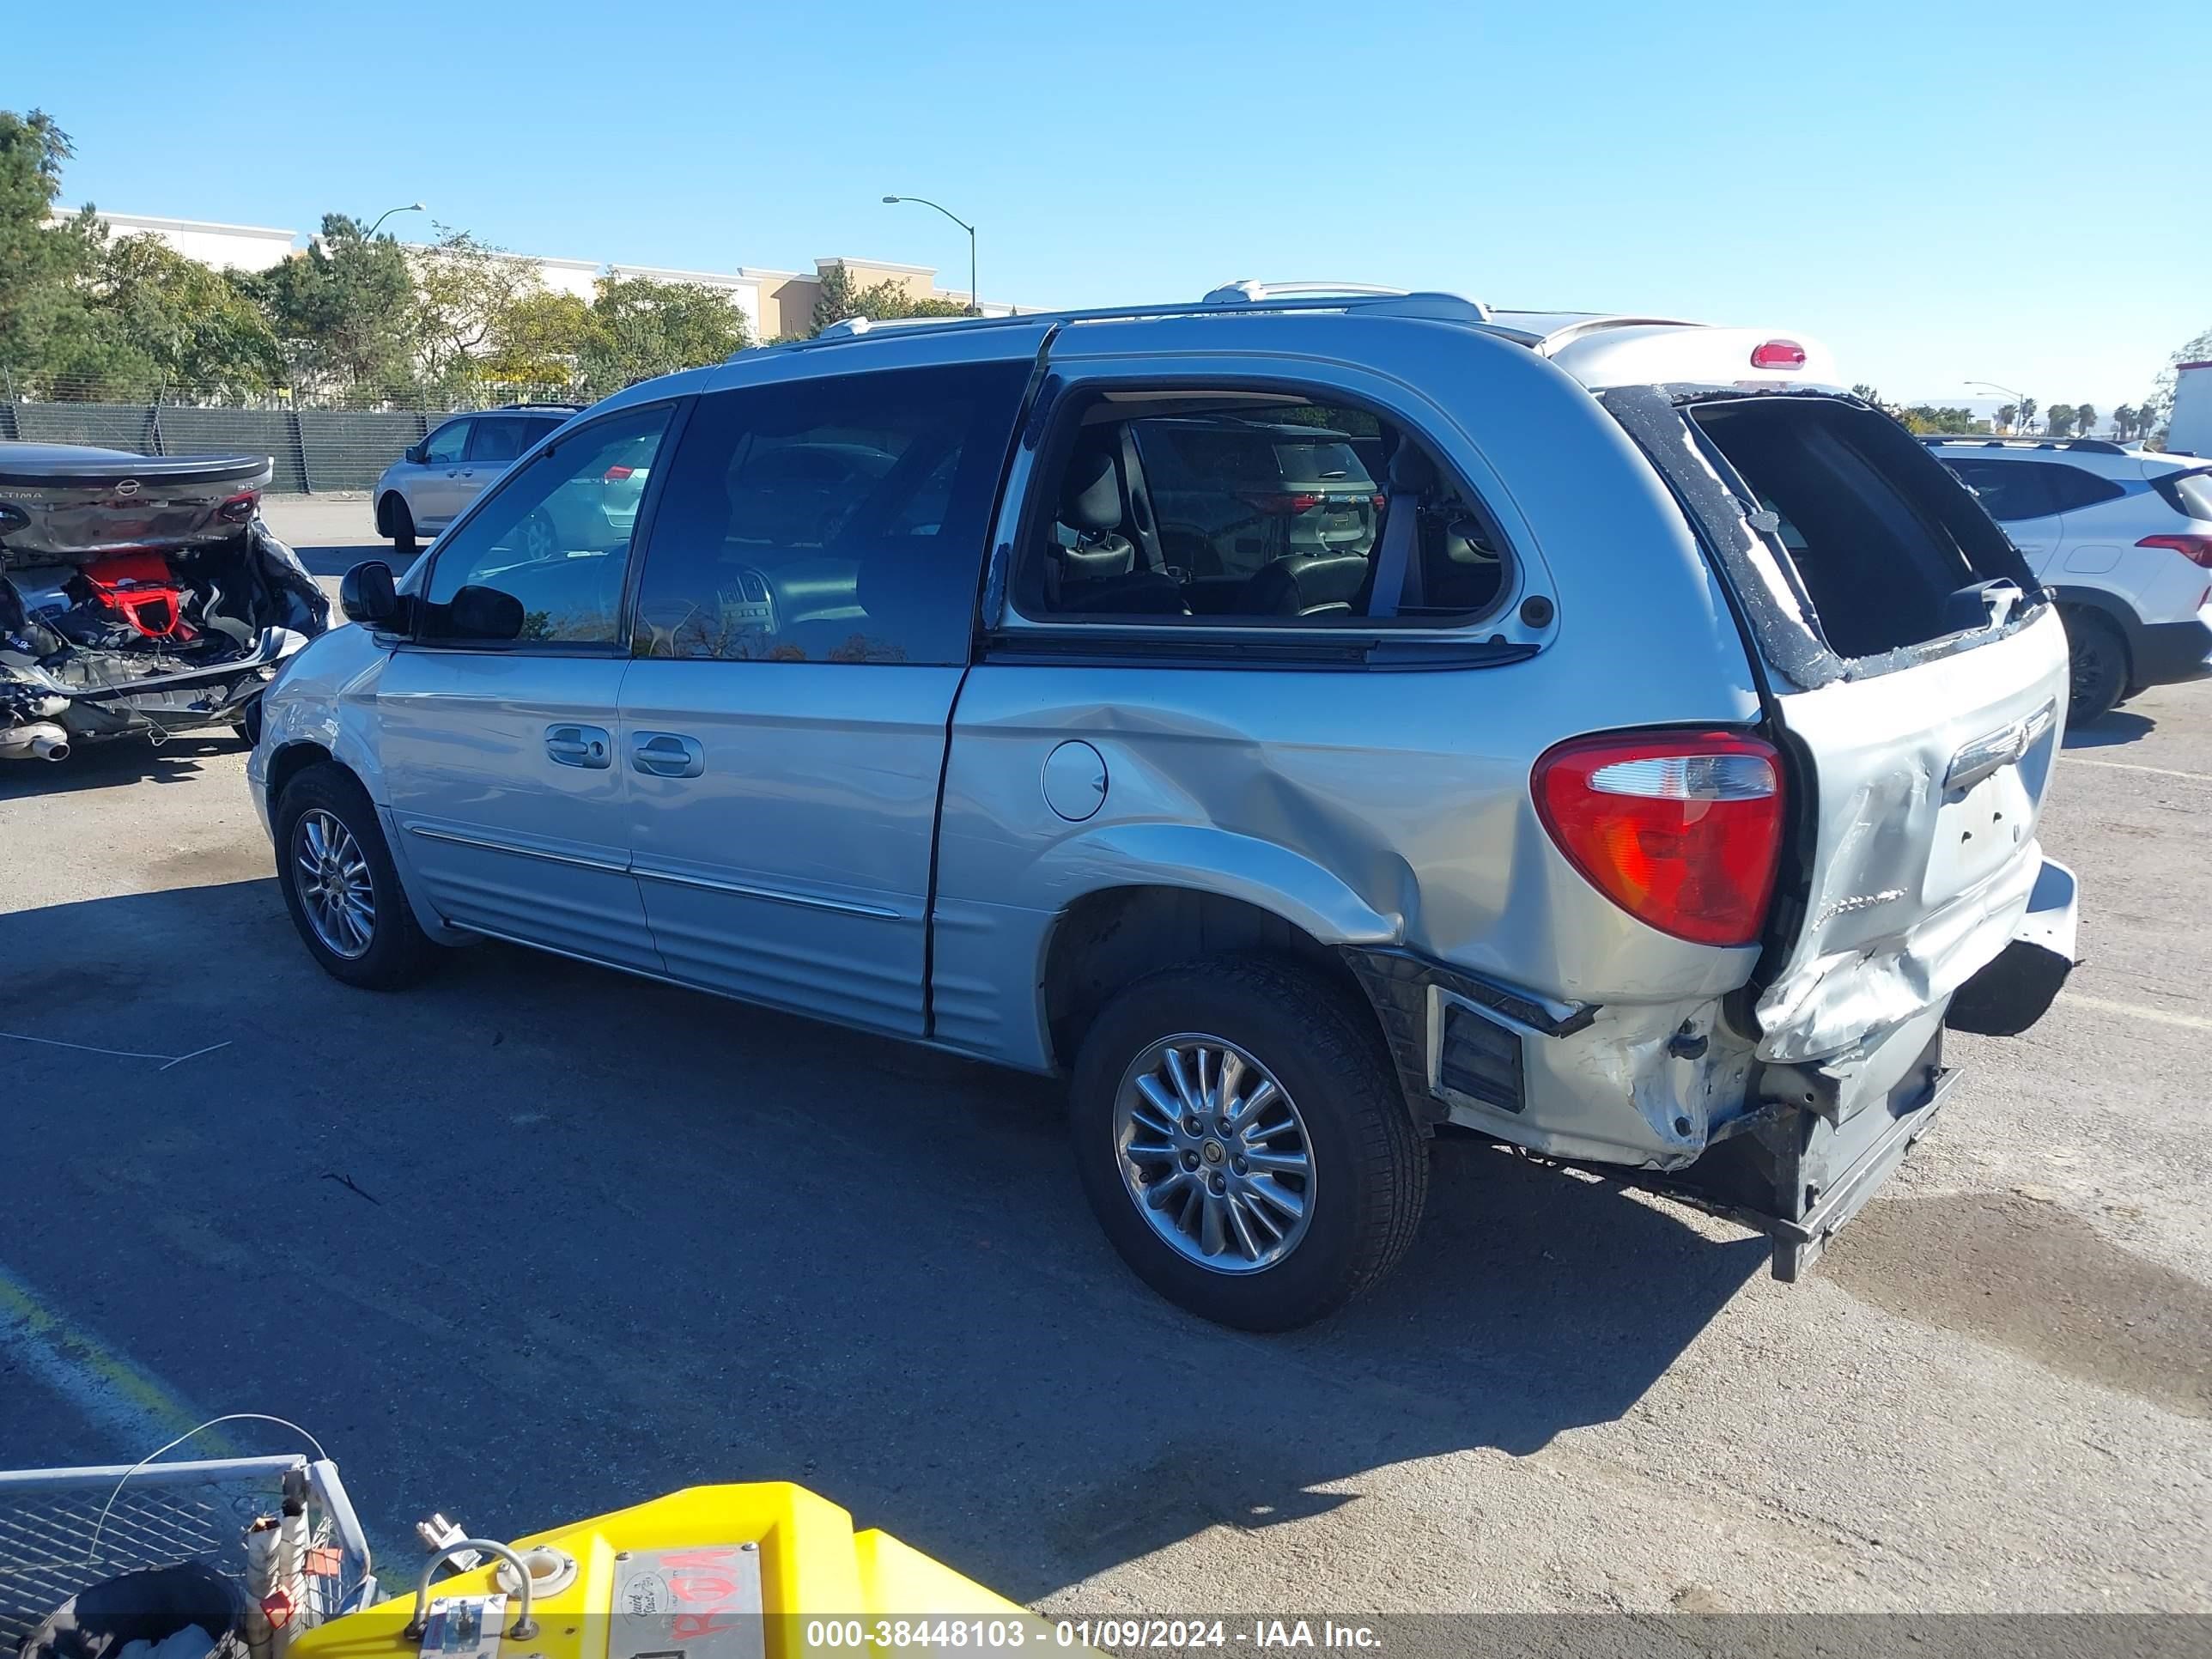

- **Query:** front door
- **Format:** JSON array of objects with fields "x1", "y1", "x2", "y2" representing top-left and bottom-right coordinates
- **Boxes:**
[
  {"x1": 411, "y1": 416, "x2": 476, "y2": 529},
  {"x1": 378, "y1": 399, "x2": 681, "y2": 972},
  {"x1": 619, "y1": 358, "x2": 1030, "y2": 1035}
]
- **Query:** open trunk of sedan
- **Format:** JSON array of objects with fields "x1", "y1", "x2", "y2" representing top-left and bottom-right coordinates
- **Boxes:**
[{"x1": 0, "y1": 444, "x2": 328, "y2": 761}]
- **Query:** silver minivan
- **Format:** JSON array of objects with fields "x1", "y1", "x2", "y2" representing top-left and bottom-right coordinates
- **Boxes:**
[
  {"x1": 253, "y1": 287, "x2": 2079, "y2": 1330},
  {"x1": 371, "y1": 404, "x2": 580, "y2": 552}
]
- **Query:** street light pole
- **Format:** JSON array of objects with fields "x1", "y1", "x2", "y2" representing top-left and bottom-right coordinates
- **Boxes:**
[
  {"x1": 883, "y1": 195, "x2": 976, "y2": 314},
  {"x1": 366, "y1": 201, "x2": 427, "y2": 240},
  {"x1": 1966, "y1": 379, "x2": 2031, "y2": 434}
]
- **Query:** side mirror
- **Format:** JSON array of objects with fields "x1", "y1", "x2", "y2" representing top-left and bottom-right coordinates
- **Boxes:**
[
  {"x1": 404, "y1": 442, "x2": 427, "y2": 465},
  {"x1": 340, "y1": 560, "x2": 399, "y2": 627}
]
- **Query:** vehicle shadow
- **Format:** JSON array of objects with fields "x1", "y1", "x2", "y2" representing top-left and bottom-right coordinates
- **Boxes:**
[
  {"x1": 290, "y1": 544, "x2": 379, "y2": 580},
  {"x1": 0, "y1": 878, "x2": 1765, "y2": 1607},
  {"x1": 0, "y1": 735, "x2": 243, "y2": 799},
  {"x1": 2063, "y1": 710, "x2": 2155, "y2": 749}
]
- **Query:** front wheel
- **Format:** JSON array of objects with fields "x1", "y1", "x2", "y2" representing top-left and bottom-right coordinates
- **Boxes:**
[
  {"x1": 379, "y1": 493, "x2": 417, "y2": 557},
  {"x1": 1069, "y1": 956, "x2": 1428, "y2": 1330},
  {"x1": 2063, "y1": 606, "x2": 2127, "y2": 724},
  {"x1": 276, "y1": 763, "x2": 443, "y2": 989}
]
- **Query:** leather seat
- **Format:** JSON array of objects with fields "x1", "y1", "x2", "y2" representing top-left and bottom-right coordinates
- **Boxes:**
[
  {"x1": 1239, "y1": 551, "x2": 1371, "y2": 617},
  {"x1": 1048, "y1": 437, "x2": 1185, "y2": 615}
]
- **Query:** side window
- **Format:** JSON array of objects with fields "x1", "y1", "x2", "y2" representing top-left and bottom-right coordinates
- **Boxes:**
[
  {"x1": 422, "y1": 420, "x2": 471, "y2": 465},
  {"x1": 1017, "y1": 392, "x2": 1502, "y2": 626},
  {"x1": 465, "y1": 417, "x2": 526, "y2": 465},
  {"x1": 2043, "y1": 465, "x2": 2125, "y2": 513},
  {"x1": 419, "y1": 403, "x2": 675, "y2": 647},
  {"x1": 1945, "y1": 459, "x2": 2058, "y2": 522},
  {"x1": 631, "y1": 361, "x2": 1028, "y2": 665}
]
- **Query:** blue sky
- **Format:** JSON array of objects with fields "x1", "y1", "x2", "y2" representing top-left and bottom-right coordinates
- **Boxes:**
[{"x1": 11, "y1": 1, "x2": 2206, "y2": 419}]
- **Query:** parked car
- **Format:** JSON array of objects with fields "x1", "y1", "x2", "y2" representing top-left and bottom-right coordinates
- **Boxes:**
[
  {"x1": 0, "y1": 442, "x2": 328, "y2": 761},
  {"x1": 372, "y1": 404, "x2": 581, "y2": 552},
  {"x1": 252, "y1": 284, "x2": 2077, "y2": 1330},
  {"x1": 1924, "y1": 434, "x2": 2212, "y2": 720}
]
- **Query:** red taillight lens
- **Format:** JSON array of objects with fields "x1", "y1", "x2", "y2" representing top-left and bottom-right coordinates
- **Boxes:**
[
  {"x1": 1749, "y1": 339, "x2": 1808, "y2": 370},
  {"x1": 218, "y1": 489, "x2": 259, "y2": 524},
  {"x1": 603, "y1": 464, "x2": 635, "y2": 482},
  {"x1": 2138, "y1": 533, "x2": 2212, "y2": 569},
  {"x1": 1533, "y1": 730, "x2": 1785, "y2": 947},
  {"x1": 1239, "y1": 491, "x2": 1323, "y2": 515}
]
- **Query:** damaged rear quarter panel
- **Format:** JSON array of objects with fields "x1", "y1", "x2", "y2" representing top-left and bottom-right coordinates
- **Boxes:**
[{"x1": 934, "y1": 321, "x2": 1778, "y2": 1164}]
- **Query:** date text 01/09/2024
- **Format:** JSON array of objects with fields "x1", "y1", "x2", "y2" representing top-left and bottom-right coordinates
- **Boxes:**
[{"x1": 802, "y1": 1619, "x2": 1382, "y2": 1650}]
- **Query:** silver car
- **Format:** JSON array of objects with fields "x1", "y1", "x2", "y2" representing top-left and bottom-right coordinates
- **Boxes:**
[
  {"x1": 371, "y1": 404, "x2": 580, "y2": 552},
  {"x1": 252, "y1": 286, "x2": 2078, "y2": 1330}
]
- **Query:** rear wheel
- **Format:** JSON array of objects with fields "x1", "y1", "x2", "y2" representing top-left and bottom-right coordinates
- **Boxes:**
[
  {"x1": 379, "y1": 493, "x2": 417, "y2": 556},
  {"x1": 276, "y1": 763, "x2": 442, "y2": 989},
  {"x1": 1068, "y1": 956, "x2": 1427, "y2": 1330},
  {"x1": 2062, "y1": 606, "x2": 2127, "y2": 723}
]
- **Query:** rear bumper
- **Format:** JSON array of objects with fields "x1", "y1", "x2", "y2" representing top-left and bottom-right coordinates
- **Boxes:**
[{"x1": 2130, "y1": 613, "x2": 2212, "y2": 689}]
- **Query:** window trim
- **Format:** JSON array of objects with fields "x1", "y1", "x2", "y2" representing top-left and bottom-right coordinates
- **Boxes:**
[
  {"x1": 400, "y1": 396, "x2": 692, "y2": 657},
  {"x1": 991, "y1": 370, "x2": 1529, "y2": 654}
]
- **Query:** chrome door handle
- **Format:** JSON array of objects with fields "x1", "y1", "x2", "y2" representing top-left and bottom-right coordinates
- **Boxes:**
[
  {"x1": 544, "y1": 723, "x2": 612, "y2": 769},
  {"x1": 631, "y1": 731, "x2": 704, "y2": 778}
]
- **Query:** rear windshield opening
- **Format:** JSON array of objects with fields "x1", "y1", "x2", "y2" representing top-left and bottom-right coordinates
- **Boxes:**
[{"x1": 1690, "y1": 398, "x2": 2021, "y2": 659}]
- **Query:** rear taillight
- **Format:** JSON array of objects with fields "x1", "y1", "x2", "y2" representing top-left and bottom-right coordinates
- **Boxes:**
[
  {"x1": 218, "y1": 489, "x2": 259, "y2": 524},
  {"x1": 1533, "y1": 730, "x2": 1785, "y2": 947},
  {"x1": 1239, "y1": 491, "x2": 1323, "y2": 515},
  {"x1": 2138, "y1": 533, "x2": 2212, "y2": 569},
  {"x1": 1749, "y1": 339, "x2": 1808, "y2": 370},
  {"x1": 604, "y1": 464, "x2": 635, "y2": 482}
]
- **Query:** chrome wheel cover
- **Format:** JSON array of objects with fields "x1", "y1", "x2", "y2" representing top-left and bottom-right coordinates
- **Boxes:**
[
  {"x1": 1114, "y1": 1035, "x2": 1314, "y2": 1274},
  {"x1": 293, "y1": 808, "x2": 375, "y2": 959}
]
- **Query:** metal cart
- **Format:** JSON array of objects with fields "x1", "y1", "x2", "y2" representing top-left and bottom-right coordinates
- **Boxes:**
[{"x1": 0, "y1": 1456, "x2": 376, "y2": 1653}]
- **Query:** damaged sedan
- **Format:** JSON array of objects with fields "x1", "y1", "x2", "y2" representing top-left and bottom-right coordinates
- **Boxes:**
[
  {"x1": 251, "y1": 286, "x2": 2079, "y2": 1330},
  {"x1": 0, "y1": 442, "x2": 329, "y2": 762}
]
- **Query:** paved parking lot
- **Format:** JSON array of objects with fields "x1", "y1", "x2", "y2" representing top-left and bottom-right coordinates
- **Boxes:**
[{"x1": 3, "y1": 496, "x2": 2207, "y2": 1614}]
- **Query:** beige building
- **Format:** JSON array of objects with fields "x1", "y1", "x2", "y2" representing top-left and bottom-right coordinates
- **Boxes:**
[{"x1": 79, "y1": 213, "x2": 1018, "y2": 340}]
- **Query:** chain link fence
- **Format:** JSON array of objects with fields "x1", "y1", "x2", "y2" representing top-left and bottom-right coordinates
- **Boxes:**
[{"x1": 1, "y1": 372, "x2": 588, "y2": 495}]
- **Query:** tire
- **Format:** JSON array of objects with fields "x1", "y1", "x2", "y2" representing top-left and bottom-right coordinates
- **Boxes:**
[
  {"x1": 236, "y1": 697, "x2": 264, "y2": 750},
  {"x1": 2062, "y1": 606, "x2": 2127, "y2": 724},
  {"x1": 1068, "y1": 955, "x2": 1428, "y2": 1330},
  {"x1": 380, "y1": 493, "x2": 417, "y2": 556},
  {"x1": 275, "y1": 762, "x2": 442, "y2": 989}
]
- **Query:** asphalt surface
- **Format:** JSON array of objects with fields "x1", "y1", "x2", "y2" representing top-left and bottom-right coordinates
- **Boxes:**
[{"x1": 2, "y1": 496, "x2": 2206, "y2": 1615}]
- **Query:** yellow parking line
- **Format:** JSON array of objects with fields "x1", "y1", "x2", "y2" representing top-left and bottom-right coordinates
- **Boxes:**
[{"x1": 0, "y1": 1261, "x2": 236, "y2": 1455}]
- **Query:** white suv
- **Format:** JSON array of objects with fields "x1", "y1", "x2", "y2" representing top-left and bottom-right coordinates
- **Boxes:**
[{"x1": 1925, "y1": 435, "x2": 2212, "y2": 720}]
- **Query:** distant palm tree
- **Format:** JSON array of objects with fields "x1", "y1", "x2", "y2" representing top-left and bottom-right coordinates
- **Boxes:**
[
  {"x1": 2075, "y1": 403, "x2": 2099, "y2": 439},
  {"x1": 1996, "y1": 403, "x2": 2018, "y2": 433},
  {"x1": 2112, "y1": 404, "x2": 2136, "y2": 441},
  {"x1": 2018, "y1": 397, "x2": 2039, "y2": 434},
  {"x1": 2047, "y1": 404, "x2": 2077, "y2": 438}
]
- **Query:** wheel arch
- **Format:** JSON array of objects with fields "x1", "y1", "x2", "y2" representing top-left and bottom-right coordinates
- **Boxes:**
[{"x1": 1038, "y1": 884, "x2": 1386, "y2": 1079}]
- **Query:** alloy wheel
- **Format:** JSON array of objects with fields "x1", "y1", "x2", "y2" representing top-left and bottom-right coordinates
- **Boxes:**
[
  {"x1": 293, "y1": 808, "x2": 376, "y2": 958},
  {"x1": 1114, "y1": 1035, "x2": 1315, "y2": 1273}
]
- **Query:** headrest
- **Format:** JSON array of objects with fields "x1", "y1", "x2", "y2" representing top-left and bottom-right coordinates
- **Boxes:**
[
  {"x1": 1060, "y1": 440, "x2": 1123, "y2": 533},
  {"x1": 1387, "y1": 444, "x2": 1437, "y2": 495}
]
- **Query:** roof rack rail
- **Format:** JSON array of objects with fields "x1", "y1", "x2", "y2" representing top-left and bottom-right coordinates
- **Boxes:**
[
  {"x1": 744, "y1": 286, "x2": 1497, "y2": 359},
  {"x1": 1201, "y1": 279, "x2": 1492, "y2": 321},
  {"x1": 1918, "y1": 434, "x2": 2127, "y2": 455}
]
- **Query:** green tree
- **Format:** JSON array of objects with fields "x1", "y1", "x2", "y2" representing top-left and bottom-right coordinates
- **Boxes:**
[
  {"x1": 2017, "y1": 397, "x2": 2039, "y2": 434},
  {"x1": 482, "y1": 289, "x2": 592, "y2": 387},
  {"x1": 2111, "y1": 404, "x2": 2135, "y2": 441},
  {"x1": 579, "y1": 275, "x2": 749, "y2": 397},
  {"x1": 410, "y1": 225, "x2": 546, "y2": 392},
  {"x1": 243, "y1": 212, "x2": 421, "y2": 399},
  {"x1": 2075, "y1": 403, "x2": 2098, "y2": 439},
  {"x1": 1995, "y1": 403, "x2": 2018, "y2": 433},
  {"x1": 2045, "y1": 404, "x2": 2076, "y2": 438},
  {"x1": 2142, "y1": 326, "x2": 2209, "y2": 445},
  {"x1": 809, "y1": 264, "x2": 969, "y2": 335},
  {"x1": 89, "y1": 233, "x2": 281, "y2": 397},
  {"x1": 0, "y1": 108, "x2": 114, "y2": 395}
]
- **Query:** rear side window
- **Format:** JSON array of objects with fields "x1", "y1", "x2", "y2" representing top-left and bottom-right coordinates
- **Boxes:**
[
  {"x1": 632, "y1": 360, "x2": 1028, "y2": 665},
  {"x1": 1944, "y1": 459, "x2": 2058, "y2": 522},
  {"x1": 1693, "y1": 398, "x2": 2016, "y2": 659},
  {"x1": 1016, "y1": 392, "x2": 1500, "y2": 626},
  {"x1": 2044, "y1": 465, "x2": 2124, "y2": 512},
  {"x1": 2155, "y1": 469, "x2": 2212, "y2": 522}
]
